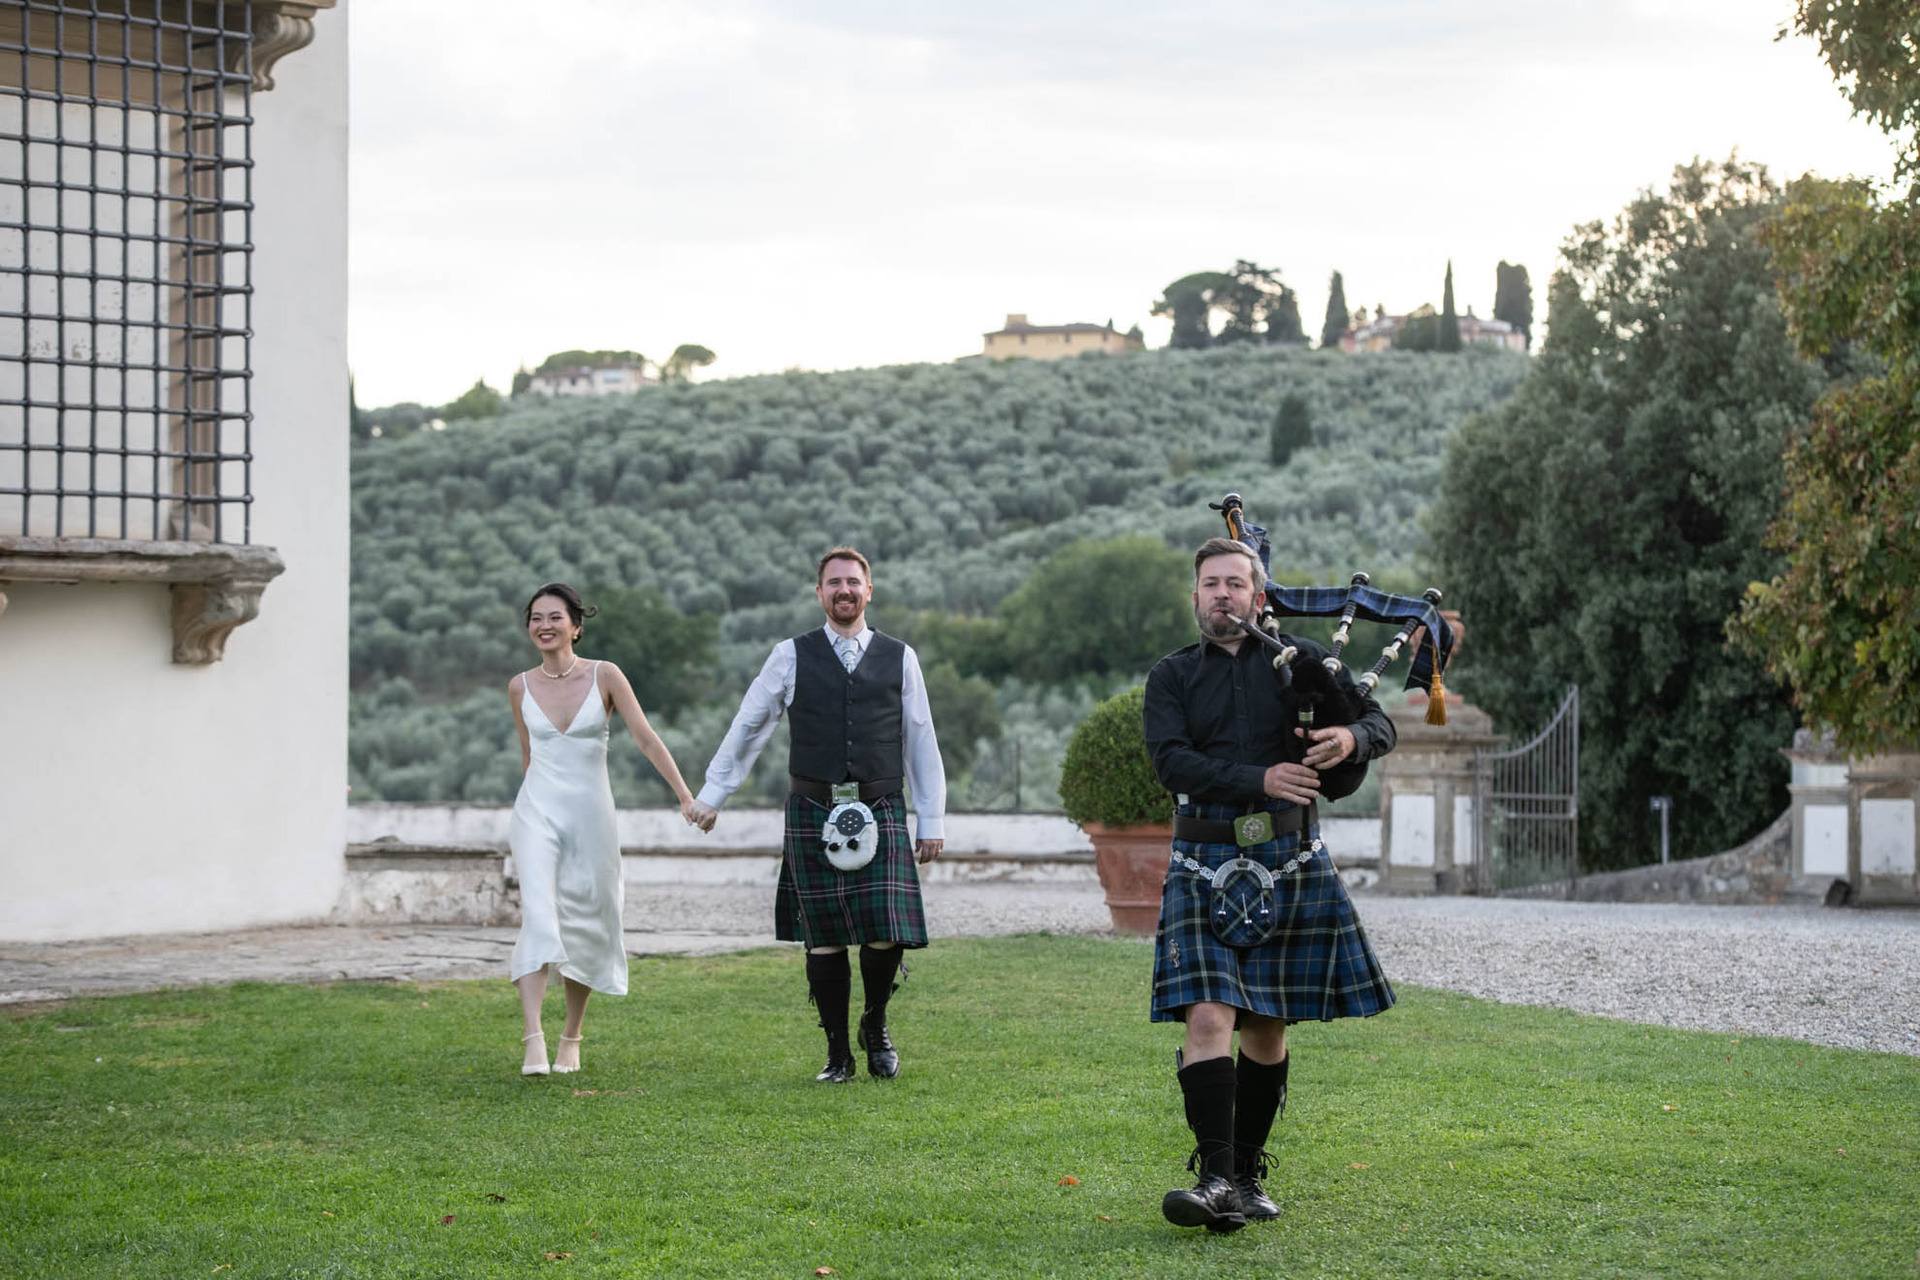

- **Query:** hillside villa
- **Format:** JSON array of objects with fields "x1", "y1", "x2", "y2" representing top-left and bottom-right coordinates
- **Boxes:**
[
  {"x1": 1341, "y1": 308, "x2": 1527, "y2": 354},
  {"x1": 981, "y1": 314, "x2": 1146, "y2": 361}
]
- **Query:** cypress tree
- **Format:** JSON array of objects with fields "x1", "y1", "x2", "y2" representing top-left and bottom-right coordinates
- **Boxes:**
[
  {"x1": 1438, "y1": 261, "x2": 1462, "y2": 352},
  {"x1": 1270, "y1": 393, "x2": 1312, "y2": 465},
  {"x1": 1494, "y1": 260, "x2": 1534, "y2": 348},
  {"x1": 1320, "y1": 271, "x2": 1349, "y2": 349}
]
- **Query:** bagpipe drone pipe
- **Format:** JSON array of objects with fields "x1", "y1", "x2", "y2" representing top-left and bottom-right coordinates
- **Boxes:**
[{"x1": 1211, "y1": 492, "x2": 1455, "y2": 730}]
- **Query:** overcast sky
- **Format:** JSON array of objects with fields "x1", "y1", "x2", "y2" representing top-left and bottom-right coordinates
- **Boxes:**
[{"x1": 346, "y1": 0, "x2": 1898, "y2": 407}]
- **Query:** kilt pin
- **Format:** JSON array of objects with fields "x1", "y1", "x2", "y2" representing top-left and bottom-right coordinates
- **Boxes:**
[
  {"x1": 1150, "y1": 801, "x2": 1394, "y2": 1024},
  {"x1": 777, "y1": 791, "x2": 928, "y2": 949}
]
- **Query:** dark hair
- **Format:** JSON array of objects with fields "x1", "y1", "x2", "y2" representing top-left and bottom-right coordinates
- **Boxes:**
[
  {"x1": 523, "y1": 583, "x2": 597, "y2": 635},
  {"x1": 816, "y1": 545, "x2": 872, "y2": 584}
]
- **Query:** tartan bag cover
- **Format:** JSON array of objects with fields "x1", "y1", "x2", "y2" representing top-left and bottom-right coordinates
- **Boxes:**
[
  {"x1": 1150, "y1": 802, "x2": 1395, "y2": 1023},
  {"x1": 776, "y1": 791, "x2": 929, "y2": 948}
]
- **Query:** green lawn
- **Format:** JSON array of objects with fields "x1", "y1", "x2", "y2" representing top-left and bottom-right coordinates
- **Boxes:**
[{"x1": 2, "y1": 935, "x2": 1915, "y2": 1279}]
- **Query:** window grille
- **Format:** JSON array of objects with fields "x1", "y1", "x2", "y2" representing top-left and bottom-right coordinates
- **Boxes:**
[{"x1": 0, "y1": 1, "x2": 254, "y2": 545}]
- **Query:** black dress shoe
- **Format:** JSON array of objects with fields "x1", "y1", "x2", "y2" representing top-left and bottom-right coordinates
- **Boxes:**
[
  {"x1": 1234, "y1": 1173, "x2": 1280, "y2": 1220},
  {"x1": 858, "y1": 1010, "x2": 899, "y2": 1079},
  {"x1": 1161, "y1": 1173, "x2": 1246, "y2": 1233},
  {"x1": 814, "y1": 1054, "x2": 857, "y2": 1083}
]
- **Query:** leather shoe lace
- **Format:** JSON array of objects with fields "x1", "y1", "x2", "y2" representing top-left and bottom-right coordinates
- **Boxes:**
[
  {"x1": 858, "y1": 1010, "x2": 899, "y2": 1079},
  {"x1": 1234, "y1": 1146, "x2": 1280, "y2": 1220}
]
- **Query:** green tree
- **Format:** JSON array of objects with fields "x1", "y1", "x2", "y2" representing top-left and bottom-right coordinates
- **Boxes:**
[
  {"x1": 1438, "y1": 261, "x2": 1462, "y2": 353},
  {"x1": 659, "y1": 344, "x2": 716, "y2": 384},
  {"x1": 1270, "y1": 393, "x2": 1313, "y2": 465},
  {"x1": 1393, "y1": 304, "x2": 1438, "y2": 352},
  {"x1": 921, "y1": 659, "x2": 1002, "y2": 777},
  {"x1": 996, "y1": 536, "x2": 1194, "y2": 683},
  {"x1": 1426, "y1": 157, "x2": 1826, "y2": 867},
  {"x1": 583, "y1": 586, "x2": 718, "y2": 720},
  {"x1": 1264, "y1": 287, "x2": 1304, "y2": 344},
  {"x1": 1320, "y1": 271, "x2": 1350, "y2": 349},
  {"x1": 510, "y1": 366, "x2": 533, "y2": 398},
  {"x1": 1152, "y1": 271, "x2": 1234, "y2": 349},
  {"x1": 536, "y1": 349, "x2": 645, "y2": 374},
  {"x1": 443, "y1": 379, "x2": 504, "y2": 421},
  {"x1": 1494, "y1": 261, "x2": 1533, "y2": 348},
  {"x1": 1732, "y1": 1, "x2": 1920, "y2": 750}
]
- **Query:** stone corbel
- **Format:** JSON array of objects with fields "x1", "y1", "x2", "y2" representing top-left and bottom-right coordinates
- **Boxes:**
[
  {"x1": 238, "y1": 0, "x2": 339, "y2": 92},
  {"x1": 0, "y1": 537, "x2": 286, "y2": 665}
]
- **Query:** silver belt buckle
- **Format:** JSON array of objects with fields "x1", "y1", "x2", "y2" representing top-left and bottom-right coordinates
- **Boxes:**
[{"x1": 831, "y1": 782, "x2": 860, "y2": 805}]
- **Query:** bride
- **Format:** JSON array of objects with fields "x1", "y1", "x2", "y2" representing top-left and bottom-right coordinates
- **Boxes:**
[{"x1": 507, "y1": 582, "x2": 701, "y2": 1076}]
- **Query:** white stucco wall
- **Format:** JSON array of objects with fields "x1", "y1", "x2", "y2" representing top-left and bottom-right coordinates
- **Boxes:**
[{"x1": 0, "y1": 11, "x2": 350, "y2": 941}]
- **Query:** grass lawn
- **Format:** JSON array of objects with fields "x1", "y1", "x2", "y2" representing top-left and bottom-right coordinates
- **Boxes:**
[{"x1": 2, "y1": 934, "x2": 1916, "y2": 1279}]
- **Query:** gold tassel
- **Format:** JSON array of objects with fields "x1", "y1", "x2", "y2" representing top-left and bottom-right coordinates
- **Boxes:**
[{"x1": 1424, "y1": 629, "x2": 1448, "y2": 726}]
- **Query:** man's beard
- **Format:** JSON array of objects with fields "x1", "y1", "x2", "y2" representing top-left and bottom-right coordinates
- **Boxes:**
[
  {"x1": 1194, "y1": 601, "x2": 1244, "y2": 643},
  {"x1": 829, "y1": 595, "x2": 863, "y2": 618}
]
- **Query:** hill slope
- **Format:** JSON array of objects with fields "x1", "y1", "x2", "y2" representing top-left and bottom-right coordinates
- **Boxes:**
[{"x1": 349, "y1": 344, "x2": 1528, "y2": 805}]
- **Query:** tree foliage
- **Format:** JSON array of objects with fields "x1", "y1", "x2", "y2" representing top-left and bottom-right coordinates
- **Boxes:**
[
  {"x1": 584, "y1": 585, "x2": 718, "y2": 720},
  {"x1": 1494, "y1": 260, "x2": 1534, "y2": 348},
  {"x1": 1057, "y1": 686, "x2": 1173, "y2": 826},
  {"x1": 1437, "y1": 261, "x2": 1462, "y2": 353},
  {"x1": 994, "y1": 535, "x2": 1195, "y2": 683},
  {"x1": 1270, "y1": 393, "x2": 1313, "y2": 465},
  {"x1": 660, "y1": 344, "x2": 717, "y2": 384},
  {"x1": 1152, "y1": 272, "x2": 1229, "y2": 349},
  {"x1": 1393, "y1": 304, "x2": 1439, "y2": 352},
  {"x1": 1426, "y1": 157, "x2": 1827, "y2": 866},
  {"x1": 443, "y1": 379, "x2": 504, "y2": 421},
  {"x1": 1321, "y1": 271, "x2": 1350, "y2": 350},
  {"x1": 347, "y1": 344, "x2": 1528, "y2": 802},
  {"x1": 1732, "y1": 5, "x2": 1920, "y2": 750},
  {"x1": 536, "y1": 350, "x2": 646, "y2": 374}
]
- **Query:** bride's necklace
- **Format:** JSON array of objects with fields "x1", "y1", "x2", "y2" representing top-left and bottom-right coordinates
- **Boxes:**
[{"x1": 539, "y1": 655, "x2": 580, "y2": 680}]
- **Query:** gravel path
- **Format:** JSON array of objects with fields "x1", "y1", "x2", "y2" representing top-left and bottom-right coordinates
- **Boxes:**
[{"x1": 4, "y1": 883, "x2": 1916, "y2": 1058}]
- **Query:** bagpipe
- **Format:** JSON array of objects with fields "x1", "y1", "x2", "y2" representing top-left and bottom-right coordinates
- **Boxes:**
[{"x1": 1211, "y1": 492, "x2": 1454, "y2": 728}]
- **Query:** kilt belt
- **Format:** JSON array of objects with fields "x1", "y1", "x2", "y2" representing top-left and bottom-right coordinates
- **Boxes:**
[
  {"x1": 788, "y1": 774, "x2": 902, "y2": 804},
  {"x1": 1171, "y1": 802, "x2": 1314, "y2": 845}
]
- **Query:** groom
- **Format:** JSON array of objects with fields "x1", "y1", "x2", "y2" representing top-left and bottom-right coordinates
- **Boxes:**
[{"x1": 689, "y1": 546, "x2": 946, "y2": 1081}]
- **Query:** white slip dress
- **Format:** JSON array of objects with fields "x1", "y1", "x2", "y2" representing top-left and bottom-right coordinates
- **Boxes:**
[{"x1": 508, "y1": 661, "x2": 628, "y2": 995}]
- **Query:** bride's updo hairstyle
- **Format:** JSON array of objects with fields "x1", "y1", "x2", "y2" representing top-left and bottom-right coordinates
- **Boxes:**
[{"x1": 523, "y1": 582, "x2": 597, "y2": 639}]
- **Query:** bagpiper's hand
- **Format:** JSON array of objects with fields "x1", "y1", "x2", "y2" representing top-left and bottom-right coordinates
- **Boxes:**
[
  {"x1": 914, "y1": 838, "x2": 943, "y2": 865},
  {"x1": 1262, "y1": 762, "x2": 1322, "y2": 805},
  {"x1": 1296, "y1": 724, "x2": 1356, "y2": 770},
  {"x1": 687, "y1": 799, "x2": 718, "y2": 832}
]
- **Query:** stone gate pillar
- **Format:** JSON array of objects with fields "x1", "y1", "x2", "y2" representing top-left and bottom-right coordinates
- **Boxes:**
[
  {"x1": 1783, "y1": 729, "x2": 1849, "y2": 885},
  {"x1": 1846, "y1": 751, "x2": 1920, "y2": 906},
  {"x1": 1378, "y1": 695, "x2": 1501, "y2": 894}
]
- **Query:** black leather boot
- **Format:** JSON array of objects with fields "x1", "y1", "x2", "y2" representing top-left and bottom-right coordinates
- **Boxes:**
[
  {"x1": 1162, "y1": 1147, "x2": 1247, "y2": 1233},
  {"x1": 814, "y1": 1053, "x2": 857, "y2": 1084},
  {"x1": 858, "y1": 1009, "x2": 899, "y2": 1079},
  {"x1": 1234, "y1": 1146, "x2": 1281, "y2": 1221}
]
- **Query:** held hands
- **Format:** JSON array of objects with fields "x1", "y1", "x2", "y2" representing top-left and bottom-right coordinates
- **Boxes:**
[
  {"x1": 684, "y1": 798, "x2": 718, "y2": 832},
  {"x1": 1262, "y1": 726, "x2": 1357, "y2": 804},
  {"x1": 914, "y1": 839, "x2": 943, "y2": 865}
]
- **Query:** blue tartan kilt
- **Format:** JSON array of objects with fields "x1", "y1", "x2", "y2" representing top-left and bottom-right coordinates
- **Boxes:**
[
  {"x1": 776, "y1": 791, "x2": 929, "y2": 949},
  {"x1": 1150, "y1": 803, "x2": 1394, "y2": 1024}
]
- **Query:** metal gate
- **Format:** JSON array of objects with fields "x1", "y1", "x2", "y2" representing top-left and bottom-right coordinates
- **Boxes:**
[{"x1": 1473, "y1": 686, "x2": 1580, "y2": 895}]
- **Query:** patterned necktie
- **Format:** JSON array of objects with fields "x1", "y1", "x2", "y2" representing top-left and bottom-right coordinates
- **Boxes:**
[{"x1": 837, "y1": 636, "x2": 859, "y2": 673}]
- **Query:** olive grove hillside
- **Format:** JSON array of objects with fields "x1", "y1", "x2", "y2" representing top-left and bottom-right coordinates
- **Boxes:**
[{"x1": 350, "y1": 344, "x2": 1527, "y2": 806}]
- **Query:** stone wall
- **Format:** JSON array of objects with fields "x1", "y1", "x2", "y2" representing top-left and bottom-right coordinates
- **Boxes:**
[{"x1": 1512, "y1": 810, "x2": 1832, "y2": 905}]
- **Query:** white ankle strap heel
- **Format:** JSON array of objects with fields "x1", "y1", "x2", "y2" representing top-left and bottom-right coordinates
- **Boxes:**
[{"x1": 521, "y1": 1030, "x2": 550, "y2": 1077}]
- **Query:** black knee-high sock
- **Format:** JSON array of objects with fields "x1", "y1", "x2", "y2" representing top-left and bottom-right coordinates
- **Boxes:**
[
  {"x1": 1176, "y1": 1055, "x2": 1237, "y2": 1179},
  {"x1": 858, "y1": 945, "x2": 903, "y2": 1021},
  {"x1": 805, "y1": 951, "x2": 852, "y2": 1059},
  {"x1": 1234, "y1": 1052, "x2": 1289, "y2": 1170}
]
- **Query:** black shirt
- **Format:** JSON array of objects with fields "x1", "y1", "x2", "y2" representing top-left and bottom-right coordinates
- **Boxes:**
[{"x1": 1143, "y1": 633, "x2": 1395, "y2": 808}]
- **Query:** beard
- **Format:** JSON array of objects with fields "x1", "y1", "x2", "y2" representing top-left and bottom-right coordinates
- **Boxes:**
[
  {"x1": 829, "y1": 594, "x2": 863, "y2": 618},
  {"x1": 1194, "y1": 601, "x2": 1245, "y2": 643}
]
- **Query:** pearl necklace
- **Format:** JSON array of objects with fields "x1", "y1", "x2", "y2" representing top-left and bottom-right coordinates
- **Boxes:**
[{"x1": 538, "y1": 656, "x2": 580, "y2": 679}]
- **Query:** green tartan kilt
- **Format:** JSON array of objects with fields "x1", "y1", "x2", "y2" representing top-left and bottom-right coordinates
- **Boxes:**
[
  {"x1": 1150, "y1": 805, "x2": 1394, "y2": 1024},
  {"x1": 775, "y1": 791, "x2": 929, "y2": 949}
]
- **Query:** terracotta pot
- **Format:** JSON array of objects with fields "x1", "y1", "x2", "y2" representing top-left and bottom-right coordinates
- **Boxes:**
[{"x1": 1084, "y1": 821, "x2": 1174, "y2": 935}]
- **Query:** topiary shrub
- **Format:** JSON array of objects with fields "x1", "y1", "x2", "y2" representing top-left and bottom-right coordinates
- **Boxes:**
[{"x1": 1058, "y1": 687, "x2": 1175, "y2": 827}]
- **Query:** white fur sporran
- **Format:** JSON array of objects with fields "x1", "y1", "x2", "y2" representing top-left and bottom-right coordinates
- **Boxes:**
[{"x1": 821, "y1": 800, "x2": 879, "y2": 871}]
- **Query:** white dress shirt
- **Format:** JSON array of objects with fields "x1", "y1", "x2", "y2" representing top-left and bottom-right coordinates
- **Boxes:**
[{"x1": 697, "y1": 623, "x2": 947, "y2": 839}]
